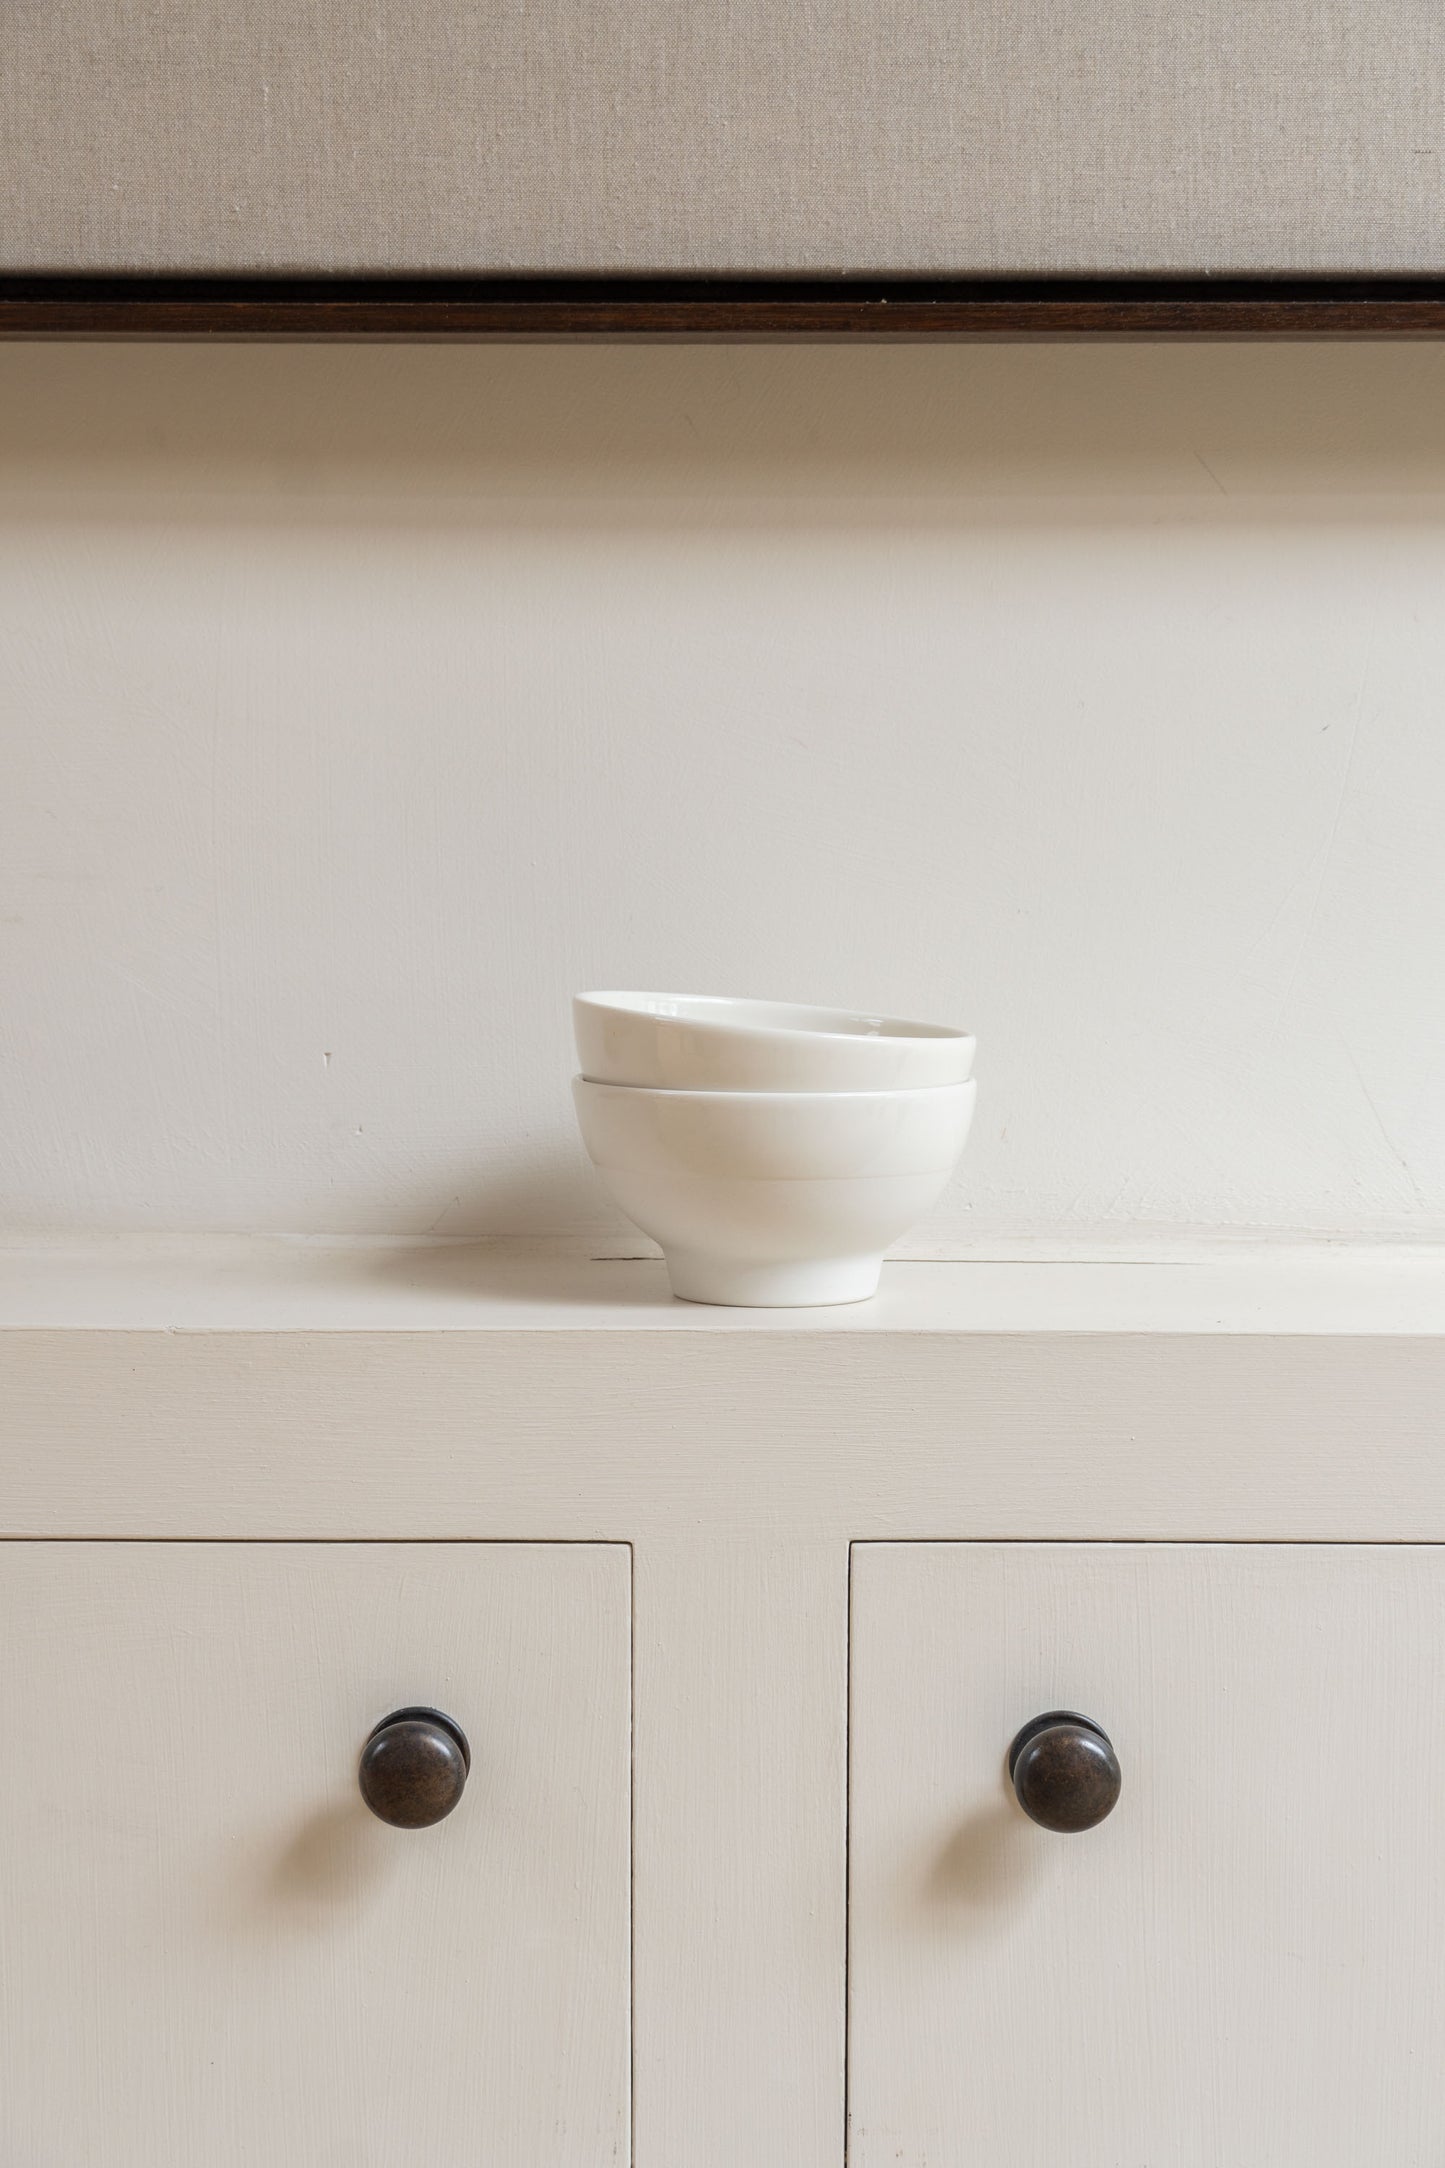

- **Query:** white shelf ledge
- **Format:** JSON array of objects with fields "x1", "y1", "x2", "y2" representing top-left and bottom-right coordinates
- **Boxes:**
[{"x1": 2, "y1": 1234, "x2": 1444, "y2": 1334}]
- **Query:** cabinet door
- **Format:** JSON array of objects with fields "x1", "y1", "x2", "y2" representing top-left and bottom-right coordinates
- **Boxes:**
[
  {"x1": 0, "y1": 1542, "x2": 629, "y2": 2166},
  {"x1": 849, "y1": 1543, "x2": 1445, "y2": 2166}
]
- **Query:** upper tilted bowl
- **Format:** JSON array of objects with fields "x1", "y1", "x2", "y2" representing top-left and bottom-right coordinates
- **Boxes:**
[{"x1": 574, "y1": 991, "x2": 975, "y2": 1092}]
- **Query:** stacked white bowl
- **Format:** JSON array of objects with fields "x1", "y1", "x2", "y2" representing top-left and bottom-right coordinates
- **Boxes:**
[{"x1": 571, "y1": 992, "x2": 977, "y2": 1307}]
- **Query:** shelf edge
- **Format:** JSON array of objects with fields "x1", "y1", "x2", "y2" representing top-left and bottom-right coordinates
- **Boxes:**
[{"x1": 8, "y1": 275, "x2": 1445, "y2": 340}]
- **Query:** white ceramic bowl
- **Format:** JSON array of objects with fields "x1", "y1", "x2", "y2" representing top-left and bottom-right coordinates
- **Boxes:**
[
  {"x1": 572, "y1": 1077, "x2": 976, "y2": 1306},
  {"x1": 574, "y1": 991, "x2": 975, "y2": 1092}
]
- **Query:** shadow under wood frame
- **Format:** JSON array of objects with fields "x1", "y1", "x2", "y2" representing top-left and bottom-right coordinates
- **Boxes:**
[{"x1": 7, "y1": 274, "x2": 1445, "y2": 340}]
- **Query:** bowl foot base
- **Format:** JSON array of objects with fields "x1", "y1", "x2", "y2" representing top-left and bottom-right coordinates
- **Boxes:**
[{"x1": 663, "y1": 1251, "x2": 883, "y2": 1307}]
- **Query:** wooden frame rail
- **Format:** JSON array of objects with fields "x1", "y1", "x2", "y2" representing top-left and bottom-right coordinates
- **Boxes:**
[{"x1": 6, "y1": 275, "x2": 1445, "y2": 340}]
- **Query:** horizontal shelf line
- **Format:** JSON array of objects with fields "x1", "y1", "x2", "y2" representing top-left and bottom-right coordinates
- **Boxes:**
[
  {"x1": 7, "y1": 274, "x2": 1445, "y2": 339},
  {"x1": 2, "y1": 1237, "x2": 1443, "y2": 1334}
]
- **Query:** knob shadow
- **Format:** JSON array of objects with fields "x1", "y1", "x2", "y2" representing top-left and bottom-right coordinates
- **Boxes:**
[
  {"x1": 922, "y1": 1800, "x2": 1042, "y2": 1920},
  {"x1": 269, "y1": 1801, "x2": 391, "y2": 1912}
]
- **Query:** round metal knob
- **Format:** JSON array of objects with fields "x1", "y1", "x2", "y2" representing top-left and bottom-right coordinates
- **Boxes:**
[
  {"x1": 1008, "y1": 1710, "x2": 1121, "y2": 1832},
  {"x1": 358, "y1": 1706, "x2": 470, "y2": 1828}
]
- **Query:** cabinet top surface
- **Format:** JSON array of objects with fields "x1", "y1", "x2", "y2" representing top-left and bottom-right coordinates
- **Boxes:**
[{"x1": 3, "y1": 1235, "x2": 1444, "y2": 1336}]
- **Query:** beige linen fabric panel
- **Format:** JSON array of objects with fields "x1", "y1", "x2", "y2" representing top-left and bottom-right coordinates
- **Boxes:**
[{"x1": 4, "y1": 0, "x2": 1445, "y2": 271}]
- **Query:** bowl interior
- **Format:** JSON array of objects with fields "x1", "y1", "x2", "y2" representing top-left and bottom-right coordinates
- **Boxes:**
[{"x1": 577, "y1": 991, "x2": 969, "y2": 1045}]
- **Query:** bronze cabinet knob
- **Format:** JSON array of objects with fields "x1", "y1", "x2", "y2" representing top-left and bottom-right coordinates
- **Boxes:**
[
  {"x1": 358, "y1": 1706, "x2": 471, "y2": 1828},
  {"x1": 1007, "y1": 1710, "x2": 1121, "y2": 1832}
]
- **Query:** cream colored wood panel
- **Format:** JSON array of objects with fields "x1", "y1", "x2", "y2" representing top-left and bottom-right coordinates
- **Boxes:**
[
  {"x1": 849, "y1": 1543, "x2": 1445, "y2": 2165},
  {"x1": 7, "y1": 1328, "x2": 1445, "y2": 1546},
  {"x1": 632, "y1": 1534, "x2": 846, "y2": 2168},
  {"x1": 0, "y1": 1542, "x2": 630, "y2": 2167}
]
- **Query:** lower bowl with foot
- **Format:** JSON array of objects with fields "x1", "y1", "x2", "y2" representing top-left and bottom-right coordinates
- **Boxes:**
[{"x1": 571, "y1": 1078, "x2": 976, "y2": 1307}]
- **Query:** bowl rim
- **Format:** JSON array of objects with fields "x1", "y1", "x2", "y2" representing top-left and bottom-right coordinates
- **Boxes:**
[{"x1": 574, "y1": 991, "x2": 974, "y2": 1047}]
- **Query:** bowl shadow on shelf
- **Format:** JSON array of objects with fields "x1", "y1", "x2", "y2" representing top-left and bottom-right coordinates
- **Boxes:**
[{"x1": 349, "y1": 1149, "x2": 669, "y2": 1310}]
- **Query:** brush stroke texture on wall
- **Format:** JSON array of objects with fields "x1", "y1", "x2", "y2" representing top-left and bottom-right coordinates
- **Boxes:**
[{"x1": 2, "y1": 343, "x2": 1444, "y2": 1243}]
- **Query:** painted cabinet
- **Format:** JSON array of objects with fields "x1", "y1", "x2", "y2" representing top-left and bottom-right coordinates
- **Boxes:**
[
  {"x1": 0, "y1": 1542, "x2": 631, "y2": 2167},
  {"x1": 848, "y1": 1542, "x2": 1445, "y2": 2166},
  {"x1": 5, "y1": 1297, "x2": 1445, "y2": 2168}
]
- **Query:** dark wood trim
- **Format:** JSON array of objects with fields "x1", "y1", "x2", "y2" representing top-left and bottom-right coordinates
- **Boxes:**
[{"x1": 6, "y1": 274, "x2": 1445, "y2": 340}]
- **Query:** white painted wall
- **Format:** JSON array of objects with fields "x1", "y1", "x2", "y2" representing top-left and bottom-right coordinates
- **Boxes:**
[{"x1": 3, "y1": 342, "x2": 1445, "y2": 1244}]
